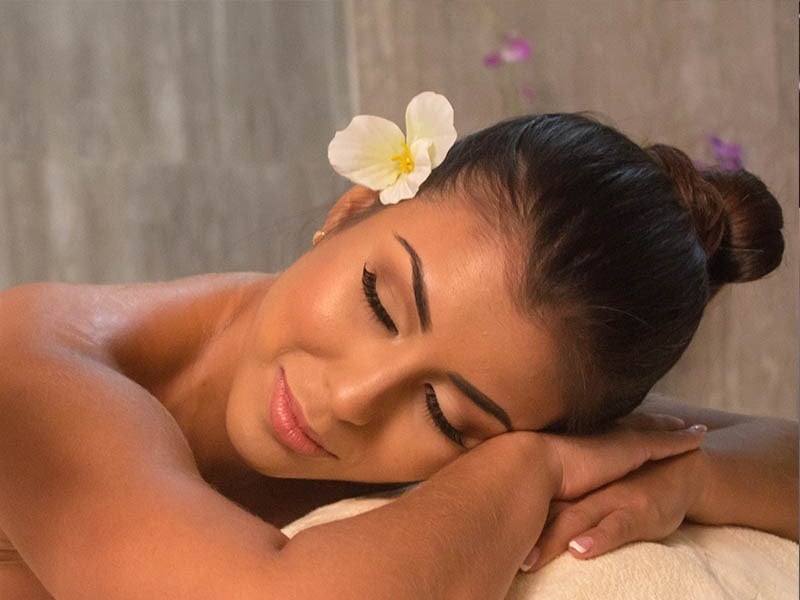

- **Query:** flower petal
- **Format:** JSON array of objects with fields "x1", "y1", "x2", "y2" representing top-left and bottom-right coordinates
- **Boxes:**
[
  {"x1": 328, "y1": 115, "x2": 406, "y2": 190},
  {"x1": 379, "y1": 140, "x2": 432, "y2": 205},
  {"x1": 709, "y1": 135, "x2": 743, "y2": 171},
  {"x1": 379, "y1": 177, "x2": 415, "y2": 205},
  {"x1": 405, "y1": 92, "x2": 457, "y2": 169},
  {"x1": 500, "y1": 36, "x2": 532, "y2": 63}
]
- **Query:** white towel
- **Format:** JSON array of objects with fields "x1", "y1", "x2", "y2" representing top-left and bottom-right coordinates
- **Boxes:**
[{"x1": 283, "y1": 494, "x2": 799, "y2": 600}]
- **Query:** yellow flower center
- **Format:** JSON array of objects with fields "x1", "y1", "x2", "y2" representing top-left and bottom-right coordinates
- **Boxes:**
[{"x1": 391, "y1": 142, "x2": 415, "y2": 174}]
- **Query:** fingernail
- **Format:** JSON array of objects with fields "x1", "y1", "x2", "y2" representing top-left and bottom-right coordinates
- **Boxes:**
[
  {"x1": 569, "y1": 536, "x2": 593, "y2": 554},
  {"x1": 520, "y1": 546, "x2": 540, "y2": 572},
  {"x1": 687, "y1": 424, "x2": 708, "y2": 433}
]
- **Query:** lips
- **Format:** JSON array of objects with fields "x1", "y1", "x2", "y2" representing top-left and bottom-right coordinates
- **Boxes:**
[{"x1": 269, "y1": 369, "x2": 336, "y2": 458}]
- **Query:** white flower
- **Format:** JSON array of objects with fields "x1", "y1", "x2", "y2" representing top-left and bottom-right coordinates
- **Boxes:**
[{"x1": 327, "y1": 92, "x2": 457, "y2": 205}]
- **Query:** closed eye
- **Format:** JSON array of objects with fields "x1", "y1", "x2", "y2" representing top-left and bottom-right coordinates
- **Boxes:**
[
  {"x1": 362, "y1": 266, "x2": 398, "y2": 334},
  {"x1": 424, "y1": 384, "x2": 465, "y2": 448}
]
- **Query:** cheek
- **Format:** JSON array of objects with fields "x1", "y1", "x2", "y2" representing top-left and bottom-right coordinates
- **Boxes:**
[
  {"x1": 259, "y1": 254, "x2": 361, "y2": 355},
  {"x1": 294, "y1": 263, "x2": 362, "y2": 348}
]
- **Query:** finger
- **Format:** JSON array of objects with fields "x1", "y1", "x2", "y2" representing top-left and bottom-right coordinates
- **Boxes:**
[
  {"x1": 639, "y1": 424, "x2": 707, "y2": 463},
  {"x1": 616, "y1": 412, "x2": 686, "y2": 431},
  {"x1": 526, "y1": 494, "x2": 618, "y2": 571},
  {"x1": 607, "y1": 424, "x2": 707, "y2": 475},
  {"x1": 567, "y1": 509, "x2": 649, "y2": 560},
  {"x1": 546, "y1": 500, "x2": 573, "y2": 524},
  {"x1": 556, "y1": 424, "x2": 707, "y2": 500}
]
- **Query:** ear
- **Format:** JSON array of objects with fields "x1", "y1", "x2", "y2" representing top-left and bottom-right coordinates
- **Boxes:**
[{"x1": 319, "y1": 185, "x2": 381, "y2": 233}]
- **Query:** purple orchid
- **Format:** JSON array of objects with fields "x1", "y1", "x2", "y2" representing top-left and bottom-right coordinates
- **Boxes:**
[
  {"x1": 483, "y1": 33, "x2": 533, "y2": 68},
  {"x1": 709, "y1": 136, "x2": 743, "y2": 171}
]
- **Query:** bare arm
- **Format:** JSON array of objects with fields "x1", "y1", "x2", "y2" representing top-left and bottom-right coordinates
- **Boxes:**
[
  {"x1": 532, "y1": 395, "x2": 797, "y2": 570},
  {"x1": 641, "y1": 395, "x2": 798, "y2": 540}
]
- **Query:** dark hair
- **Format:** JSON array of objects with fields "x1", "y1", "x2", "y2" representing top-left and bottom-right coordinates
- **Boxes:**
[{"x1": 419, "y1": 114, "x2": 784, "y2": 433}]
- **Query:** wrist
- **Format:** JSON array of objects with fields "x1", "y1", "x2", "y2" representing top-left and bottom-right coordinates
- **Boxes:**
[
  {"x1": 683, "y1": 447, "x2": 715, "y2": 523},
  {"x1": 477, "y1": 432, "x2": 561, "y2": 499}
]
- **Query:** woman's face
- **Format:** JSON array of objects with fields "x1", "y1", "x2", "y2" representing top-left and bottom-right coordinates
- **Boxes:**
[{"x1": 227, "y1": 196, "x2": 564, "y2": 482}]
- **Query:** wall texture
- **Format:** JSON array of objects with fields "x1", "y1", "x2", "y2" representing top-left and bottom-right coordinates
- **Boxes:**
[
  {"x1": 0, "y1": 0, "x2": 353, "y2": 282},
  {"x1": 0, "y1": 0, "x2": 797, "y2": 418}
]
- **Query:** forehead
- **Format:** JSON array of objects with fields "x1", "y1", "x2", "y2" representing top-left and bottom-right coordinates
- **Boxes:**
[{"x1": 368, "y1": 198, "x2": 564, "y2": 431}]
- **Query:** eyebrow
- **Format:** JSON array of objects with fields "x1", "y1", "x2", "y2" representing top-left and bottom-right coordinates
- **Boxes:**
[
  {"x1": 393, "y1": 233, "x2": 513, "y2": 432},
  {"x1": 448, "y1": 373, "x2": 513, "y2": 431},
  {"x1": 394, "y1": 234, "x2": 431, "y2": 331}
]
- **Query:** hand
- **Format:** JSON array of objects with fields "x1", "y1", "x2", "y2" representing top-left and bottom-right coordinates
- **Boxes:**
[
  {"x1": 541, "y1": 422, "x2": 707, "y2": 502},
  {"x1": 522, "y1": 415, "x2": 708, "y2": 571}
]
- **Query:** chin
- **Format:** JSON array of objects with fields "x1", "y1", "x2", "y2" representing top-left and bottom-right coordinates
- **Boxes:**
[{"x1": 225, "y1": 368, "x2": 276, "y2": 472}]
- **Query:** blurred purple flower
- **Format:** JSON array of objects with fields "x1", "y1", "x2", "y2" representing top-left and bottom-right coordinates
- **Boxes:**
[
  {"x1": 501, "y1": 36, "x2": 533, "y2": 62},
  {"x1": 709, "y1": 136, "x2": 743, "y2": 171},
  {"x1": 483, "y1": 33, "x2": 533, "y2": 68}
]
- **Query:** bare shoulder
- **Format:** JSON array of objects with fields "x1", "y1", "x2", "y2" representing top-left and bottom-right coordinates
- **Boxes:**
[
  {"x1": 0, "y1": 273, "x2": 289, "y2": 597},
  {"x1": 0, "y1": 272, "x2": 275, "y2": 348},
  {"x1": 0, "y1": 273, "x2": 277, "y2": 374},
  {"x1": 0, "y1": 271, "x2": 279, "y2": 483}
]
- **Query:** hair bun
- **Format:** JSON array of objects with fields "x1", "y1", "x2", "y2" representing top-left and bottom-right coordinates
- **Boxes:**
[
  {"x1": 645, "y1": 144, "x2": 784, "y2": 289},
  {"x1": 701, "y1": 168, "x2": 784, "y2": 287}
]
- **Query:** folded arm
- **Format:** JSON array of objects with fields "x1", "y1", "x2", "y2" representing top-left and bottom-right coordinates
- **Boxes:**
[
  {"x1": 644, "y1": 395, "x2": 798, "y2": 539},
  {"x1": 532, "y1": 395, "x2": 798, "y2": 569}
]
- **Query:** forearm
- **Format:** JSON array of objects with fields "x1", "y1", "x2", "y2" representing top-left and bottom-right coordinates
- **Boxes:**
[
  {"x1": 690, "y1": 417, "x2": 798, "y2": 539},
  {"x1": 278, "y1": 433, "x2": 555, "y2": 599},
  {"x1": 641, "y1": 396, "x2": 798, "y2": 539},
  {"x1": 279, "y1": 424, "x2": 706, "y2": 597},
  {"x1": 0, "y1": 361, "x2": 553, "y2": 599}
]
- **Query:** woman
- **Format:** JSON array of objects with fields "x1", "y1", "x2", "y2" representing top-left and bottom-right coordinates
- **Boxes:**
[{"x1": 0, "y1": 104, "x2": 796, "y2": 599}]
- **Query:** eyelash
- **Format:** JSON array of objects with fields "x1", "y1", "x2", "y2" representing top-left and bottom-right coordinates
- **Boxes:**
[
  {"x1": 362, "y1": 266, "x2": 398, "y2": 334},
  {"x1": 425, "y1": 384, "x2": 465, "y2": 448},
  {"x1": 361, "y1": 265, "x2": 464, "y2": 448}
]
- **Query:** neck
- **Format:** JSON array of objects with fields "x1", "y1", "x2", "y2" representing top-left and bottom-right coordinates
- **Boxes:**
[{"x1": 158, "y1": 276, "x2": 273, "y2": 487}]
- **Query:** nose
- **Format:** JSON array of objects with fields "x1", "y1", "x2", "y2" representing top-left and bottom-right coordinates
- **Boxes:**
[{"x1": 325, "y1": 347, "x2": 423, "y2": 427}]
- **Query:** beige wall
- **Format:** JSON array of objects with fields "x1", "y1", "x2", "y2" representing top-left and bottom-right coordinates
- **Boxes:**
[
  {"x1": 1, "y1": 1, "x2": 796, "y2": 418},
  {"x1": 0, "y1": 0, "x2": 353, "y2": 281}
]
